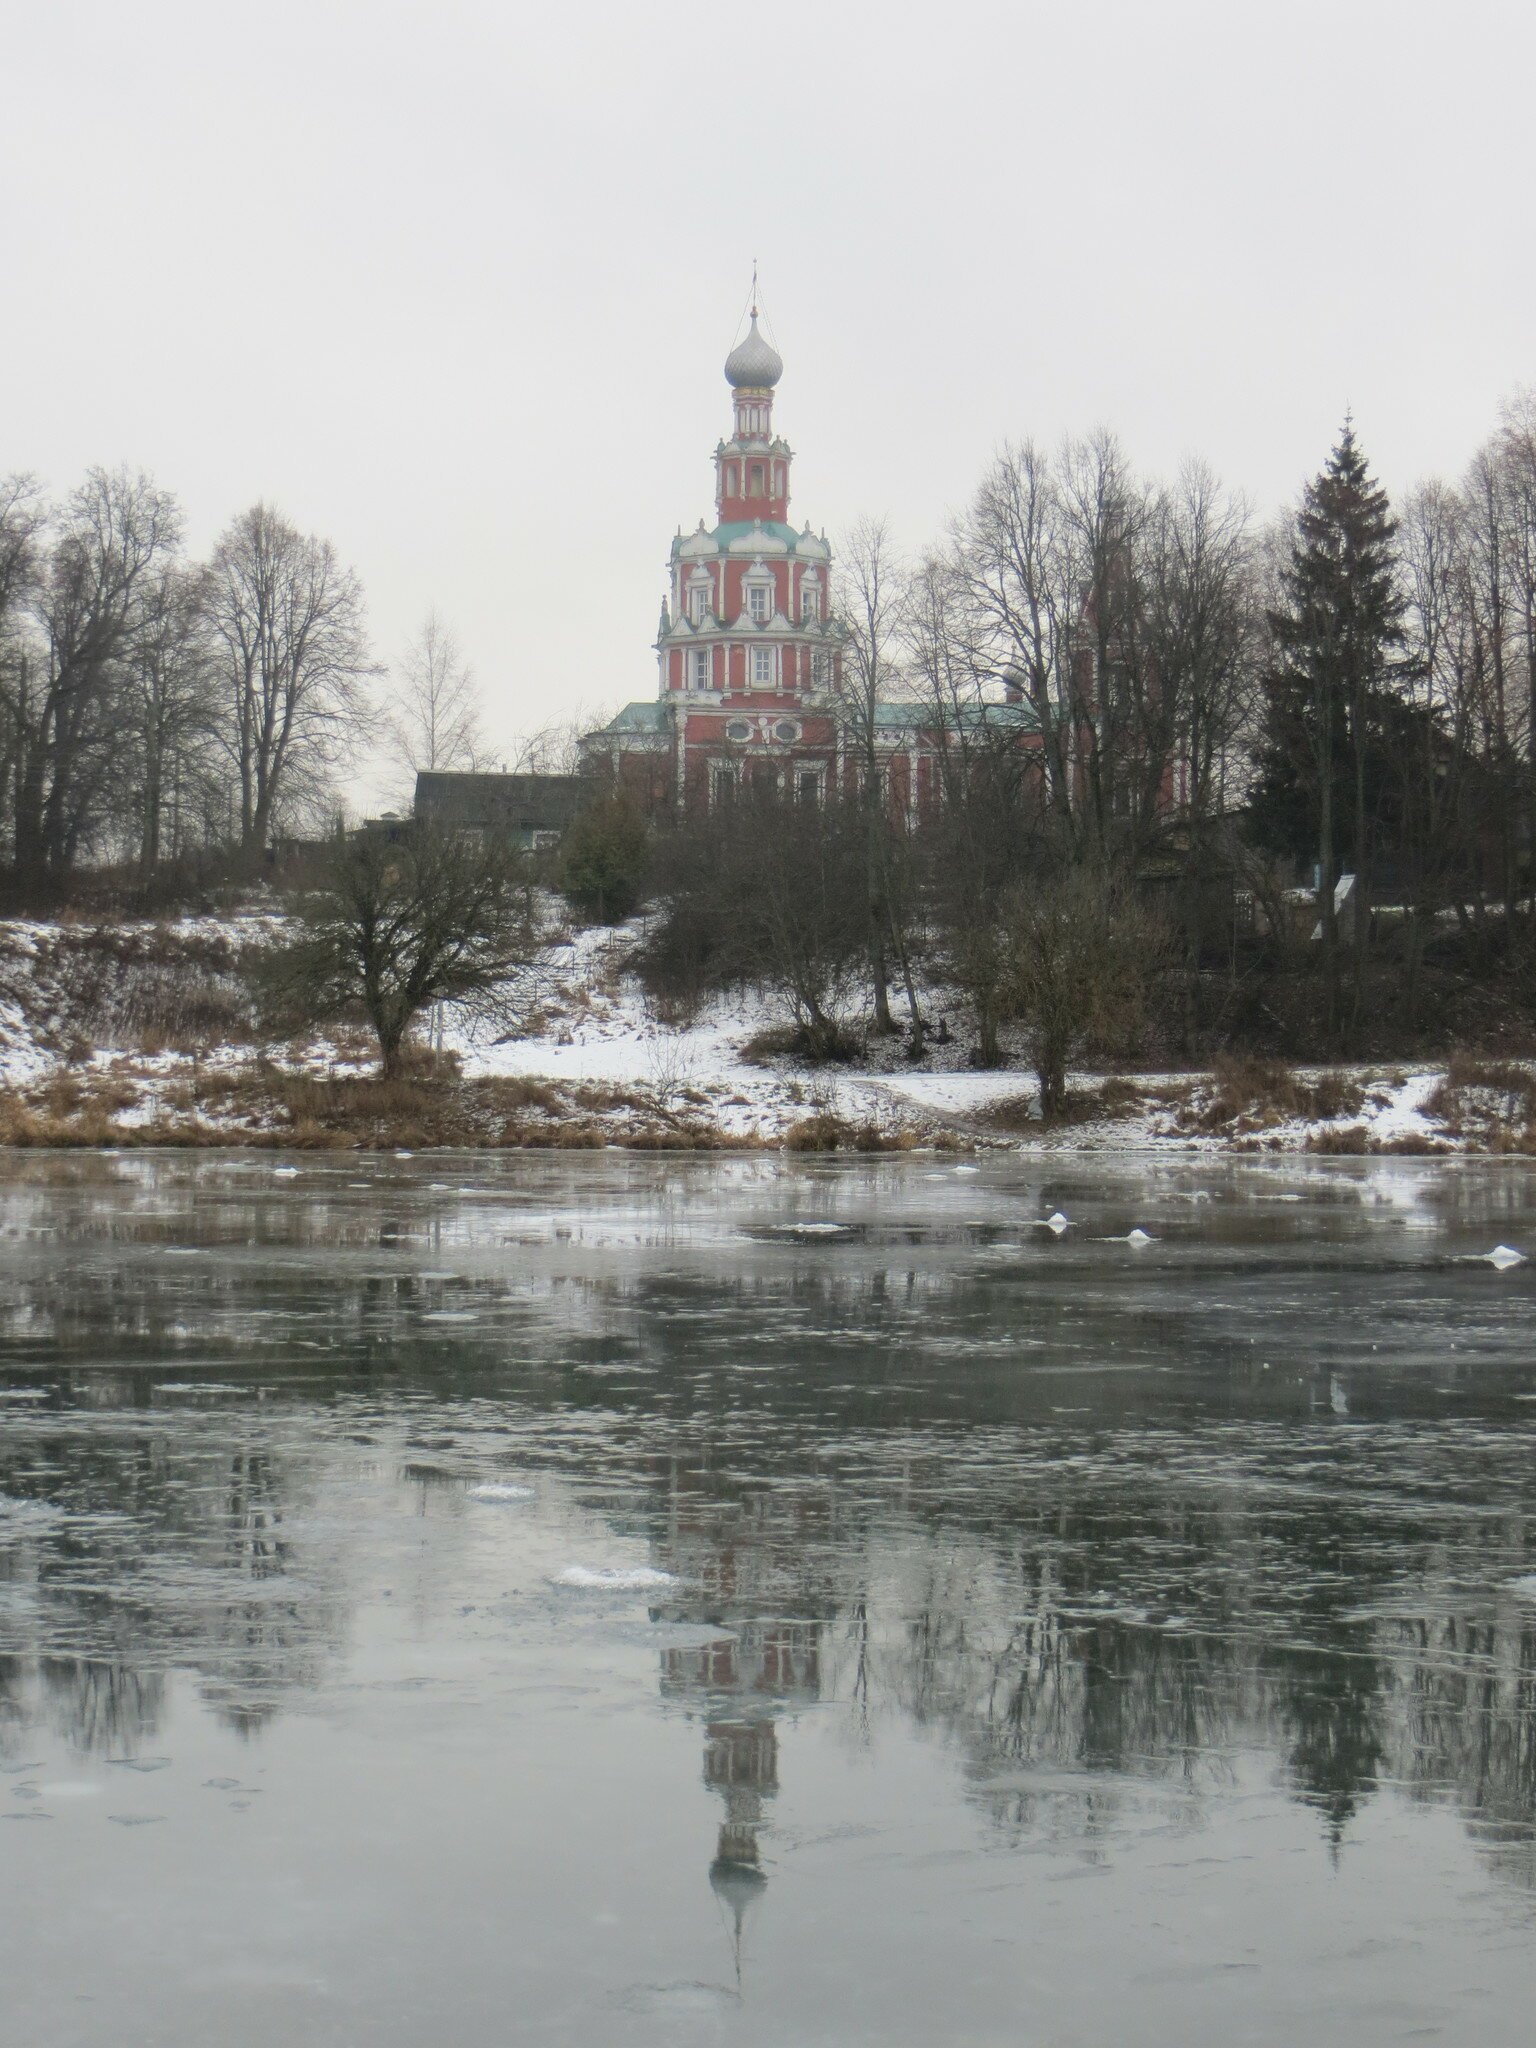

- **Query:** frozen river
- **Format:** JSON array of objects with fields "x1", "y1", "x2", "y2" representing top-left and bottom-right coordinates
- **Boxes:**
[{"x1": 2, "y1": 1150, "x2": 1536, "y2": 2046}]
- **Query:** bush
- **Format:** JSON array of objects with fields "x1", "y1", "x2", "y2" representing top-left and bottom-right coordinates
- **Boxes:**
[
  {"x1": 1190, "y1": 1057, "x2": 1364, "y2": 1133},
  {"x1": 1002, "y1": 870, "x2": 1163, "y2": 1114},
  {"x1": 783, "y1": 1113, "x2": 915, "y2": 1152}
]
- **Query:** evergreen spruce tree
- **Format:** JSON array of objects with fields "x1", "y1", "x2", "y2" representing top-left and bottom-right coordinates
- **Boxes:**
[{"x1": 1257, "y1": 422, "x2": 1406, "y2": 1048}]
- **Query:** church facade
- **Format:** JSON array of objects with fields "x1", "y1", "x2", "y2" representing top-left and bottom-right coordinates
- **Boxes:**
[
  {"x1": 581, "y1": 310, "x2": 846, "y2": 808},
  {"x1": 580, "y1": 302, "x2": 1041, "y2": 813}
]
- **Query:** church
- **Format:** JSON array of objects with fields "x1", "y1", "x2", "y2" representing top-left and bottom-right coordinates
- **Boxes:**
[
  {"x1": 578, "y1": 301, "x2": 1035, "y2": 812},
  {"x1": 580, "y1": 301, "x2": 848, "y2": 806},
  {"x1": 419, "y1": 295, "x2": 1039, "y2": 840}
]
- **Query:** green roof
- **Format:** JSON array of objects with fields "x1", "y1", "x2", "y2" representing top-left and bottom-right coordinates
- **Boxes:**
[
  {"x1": 873, "y1": 698, "x2": 1041, "y2": 735},
  {"x1": 595, "y1": 700, "x2": 671, "y2": 735},
  {"x1": 591, "y1": 696, "x2": 1039, "y2": 739},
  {"x1": 671, "y1": 521, "x2": 812, "y2": 557}
]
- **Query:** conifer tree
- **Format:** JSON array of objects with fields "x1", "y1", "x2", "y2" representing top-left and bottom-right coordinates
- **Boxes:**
[{"x1": 1256, "y1": 423, "x2": 1406, "y2": 1046}]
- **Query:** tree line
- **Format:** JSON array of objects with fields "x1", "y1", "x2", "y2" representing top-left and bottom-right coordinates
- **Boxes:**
[
  {"x1": 617, "y1": 389, "x2": 1536, "y2": 1074},
  {"x1": 0, "y1": 473, "x2": 384, "y2": 889},
  {"x1": 7, "y1": 384, "x2": 1536, "y2": 1080}
]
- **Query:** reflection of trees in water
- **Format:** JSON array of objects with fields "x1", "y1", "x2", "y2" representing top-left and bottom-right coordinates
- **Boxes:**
[
  {"x1": 1374, "y1": 1607, "x2": 1536, "y2": 1884},
  {"x1": 645, "y1": 1449, "x2": 1536, "y2": 1884},
  {"x1": 0, "y1": 1654, "x2": 167, "y2": 1757},
  {"x1": 3, "y1": 1159, "x2": 1536, "y2": 1889},
  {"x1": 0, "y1": 1418, "x2": 349, "y2": 1751}
]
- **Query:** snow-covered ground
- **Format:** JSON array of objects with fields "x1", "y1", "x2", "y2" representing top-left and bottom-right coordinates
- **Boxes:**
[{"x1": 0, "y1": 910, "x2": 1524, "y2": 1154}]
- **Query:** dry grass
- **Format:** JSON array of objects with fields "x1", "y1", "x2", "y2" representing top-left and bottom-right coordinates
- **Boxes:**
[
  {"x1": 1181, "y1": 1057, "x2": 1365, "y2": 1135},
  {"x1": 783, "y1": 1114, "x2": 919, "y2": 1153},
  {"x1": 0, "y1": 1056, "x2": 777, "y2": 1154},
  {"x1": 1304, "y1": 1123, "x2": 1373, "y2": 1154},
  {"x1": 1423, "y1": 1054, "x2": 1536, "y2": 1142}
]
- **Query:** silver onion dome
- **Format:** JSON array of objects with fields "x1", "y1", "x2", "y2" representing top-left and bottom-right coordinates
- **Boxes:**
[{"x1": 724, "y1": 314, "x2": 783, "y2": 389}]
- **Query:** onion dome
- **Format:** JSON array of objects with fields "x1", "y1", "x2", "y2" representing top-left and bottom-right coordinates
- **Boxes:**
[{"x1": 724, "y1": 314, "x2": 783, "y2": 390}]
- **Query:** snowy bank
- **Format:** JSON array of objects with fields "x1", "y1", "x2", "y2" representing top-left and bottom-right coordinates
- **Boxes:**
[{"x1": 0, "y1": 913, "x2": 1528, "y2": 1155}]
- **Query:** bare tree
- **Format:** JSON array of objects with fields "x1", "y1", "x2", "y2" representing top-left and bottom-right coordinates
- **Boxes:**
[
  {"x1": 387, "y1": 608, "x2": 482, "y2": 796},
  {"x1": 1003, "y1": 867, "x2": 1157, "y2": 1118},
  {"x1": 906, "y1": 548, "x2": 1046, "y2": 1064},
  {"x1": 202, "y1": 503, "x2": 375, "y2": 858},
  {"x1": 0, "y1": 475, "x2": 46, "y2": 852},
  {"x1": 125, "y1": 565, "x2": 222, "y2": 873},
  {"x1": 834, "y1": 515, "x2": 925, "y2": 1045},
  {"x1": 13, "y1": 469, "x2": 182, "y2": 882},
  {"x1": 1141, "y1": 460, "x2": 1258, "y2": 1027},
  {"x1": 504, "y1": 707, "x2": 602, "y2": 777},
  {"x1": 1397, "y1": 477, "x2": 1485, "y2": 1017},
  {"x1": 272, "y1": 822, "x2": 540, "y2": 1076},
  {"x1": 1056, "y1": 428, "x2": 1153, "y2": 859},
  {"x1": 1494, "y1": 390, "x2": 1536, "y2": 877},
  {"x1": 1462, "y1": 437, "x2": 1520, "y2": 914},
  {"x1": 955, "y1": 439, "x2": 1078, "y2": 845}
]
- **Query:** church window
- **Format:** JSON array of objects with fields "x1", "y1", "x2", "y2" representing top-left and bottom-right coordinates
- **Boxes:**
[
  {"x1": 727, "y1": 464, "x2": 738, "y2": 496},
  {"x1": 751, "y1": 646, "x2": 773, "y2": 687},
  {"x1": 689, "y1": 585, "x2": 709, "y2": 624},
  {"x1": 800, "y1": 583, "x2": 817, "y2": 622},
  {"x1": 773, "y1": 719, "x2": 799, "y2": 744},
  {"x1": 691, "y1": 647, "x2": 710, "y2": 690},
  {"x1": 748, "y1": 583, "x2": 770, "y2": 624},
  {"x1": 710, "y1": 763, "x2": 737, "y2": 807},
  {"x1": 749, "y1": 463, "x2": 764, "y2": 496},
  {"x1": 797, "y1": 768, "x2": 824, "y2": 806}
]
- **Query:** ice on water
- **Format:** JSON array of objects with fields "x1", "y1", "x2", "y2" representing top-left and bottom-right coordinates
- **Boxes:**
[{"x1": 553, "y1": 1565, "x2": 679, "y2": 1591}]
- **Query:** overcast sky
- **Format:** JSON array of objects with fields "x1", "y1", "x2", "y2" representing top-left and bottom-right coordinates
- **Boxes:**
[{"x1": 6, "y1": 0, "x2": 1533, "y2": 792}]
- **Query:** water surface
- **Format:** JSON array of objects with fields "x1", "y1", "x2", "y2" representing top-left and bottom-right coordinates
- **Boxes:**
[{"x1": 2, "y1": 1151, "x2": 1535, "y2": 2046}]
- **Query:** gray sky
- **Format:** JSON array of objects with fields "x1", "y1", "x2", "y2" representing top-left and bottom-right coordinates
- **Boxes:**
[{"x1": 6, "y1": 0, "x2": 1533, "y2": 786}]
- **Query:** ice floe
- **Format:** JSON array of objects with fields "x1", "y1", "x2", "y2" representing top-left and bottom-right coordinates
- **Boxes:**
[{"x1": 553, "y1": 1565, "x2": 678, "y2": 1592}]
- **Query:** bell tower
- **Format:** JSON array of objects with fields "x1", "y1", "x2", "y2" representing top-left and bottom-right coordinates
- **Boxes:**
[{"x1": 716, "y1": 298, "x2": 790, "y2": 525}]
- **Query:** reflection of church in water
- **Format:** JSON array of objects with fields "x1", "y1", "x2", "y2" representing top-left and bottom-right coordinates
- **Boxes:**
[{"x1": 649, "y1": 1476, "x2": 832, "y2": 1977}]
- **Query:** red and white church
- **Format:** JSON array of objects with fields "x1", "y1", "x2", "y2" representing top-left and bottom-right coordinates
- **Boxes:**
[
  {"x1": 581, "y1": 306, "x2": 851, "y2": 807},
  {"x1": 580, "y1": 297, "x2": 1043, "y2": 815}
]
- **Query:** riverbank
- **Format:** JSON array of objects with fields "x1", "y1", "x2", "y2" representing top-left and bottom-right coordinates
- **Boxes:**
[{"x1": 1, "y1": 911, "x2": 1532, "y2": 1153}]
